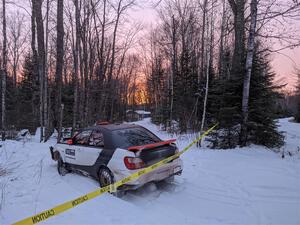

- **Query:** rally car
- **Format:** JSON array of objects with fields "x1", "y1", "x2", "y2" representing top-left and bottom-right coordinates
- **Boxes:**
[{"x1": 50, "y1": 123, "x2": 183, "y2": 195}]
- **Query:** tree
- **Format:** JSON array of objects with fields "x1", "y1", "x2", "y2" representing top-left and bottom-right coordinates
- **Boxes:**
[
  {"x1": 240, "y1": 0, "x2": 258, "y2": 146},
  {"x1": 72, "y1": 0, "x2": 80, "y2": 134},
  {"x1": 17, "y1": 54, "x2": 39, "y2": 131},
  {"x1": 8, "y1": 12, "x2": 27, "y2": 87},
  {"x1": 1, "y1": 0, "x2": 7, "y2": 140},
  {"x1": 106, "y1": 0, "x2": 136, "y2": 120},
  {"x1": 55, "y1": 0, "x2": 64, "y2": 141},
  {"x1": 246, "y1": 45, "x2": 284, "y2": 148},
  {"x1": 32, "y1": 0, "x2": 46, "y2": 142},
  {"x1": 228, "y1": 0, "x2": 245, "y2": 79},
  {"x1": 44, "y1": 0, "x2": 50, "y2": 140},
  {"x1": 200, "y1": 0, "x2": 215, "y2": 135}
]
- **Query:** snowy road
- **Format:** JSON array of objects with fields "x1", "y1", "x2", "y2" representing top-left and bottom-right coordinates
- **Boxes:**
[{"x1": 0, "y1": 118, "x2": 299, "y2": 225}]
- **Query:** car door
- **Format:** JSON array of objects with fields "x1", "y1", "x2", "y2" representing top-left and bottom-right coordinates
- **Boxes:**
[
  {"x1": 65, "y1": 129, "x2": 92, "y2": 165},
  {"x1": 73, "y1": 129, "x2": 104, "y2": 166}
]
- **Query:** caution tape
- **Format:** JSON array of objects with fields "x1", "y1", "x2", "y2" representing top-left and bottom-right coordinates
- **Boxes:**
[{"x1": 13, "y1": 123, "x2": 218, "y2": 225}]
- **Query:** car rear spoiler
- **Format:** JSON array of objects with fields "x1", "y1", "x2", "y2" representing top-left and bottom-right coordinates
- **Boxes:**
[{"x1": 127, "y1": 139, "x2": 176, "y2": 152}]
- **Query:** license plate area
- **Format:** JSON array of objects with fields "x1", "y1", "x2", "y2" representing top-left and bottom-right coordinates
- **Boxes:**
[{"x1": 174, "y1": 166, "x2": 182, "y2": 174}]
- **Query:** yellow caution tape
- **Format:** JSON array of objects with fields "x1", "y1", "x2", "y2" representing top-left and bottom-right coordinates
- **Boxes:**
[{"x1": 13, "y1": 123, "x2": 218, "y2": 225}]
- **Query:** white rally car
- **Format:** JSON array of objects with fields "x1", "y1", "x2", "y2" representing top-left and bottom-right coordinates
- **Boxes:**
[{"x1": 50, "y1": 123, "x2": 183, "y2": 195}]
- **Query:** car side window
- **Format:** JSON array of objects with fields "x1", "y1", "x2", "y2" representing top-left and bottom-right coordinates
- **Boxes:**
[
  {"x1": 73, "y1": 130, "x2": 92, "y2": 145},
  {"x1": 89, "y1": 130, "x2": 104, "y2": 147}
]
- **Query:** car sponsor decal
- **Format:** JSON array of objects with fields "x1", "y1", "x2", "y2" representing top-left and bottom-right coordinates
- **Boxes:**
[
  {"x1": 65, "y1": 149, "x2": 75, "y2": 156},
  {"x1": 12, "y1": 123, "x2": 218, "y2": 225}
]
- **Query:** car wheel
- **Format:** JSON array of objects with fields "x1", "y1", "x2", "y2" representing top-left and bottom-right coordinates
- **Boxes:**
[
  {"x1": 57, "y1": 157, "x2": 69, "y2": 176},
  {"x1": 98, "y1": 167, "x2": 125, "y2": 197},
  {"x1": 98, "y1": 167, "x2": 114, "y2": 187}
]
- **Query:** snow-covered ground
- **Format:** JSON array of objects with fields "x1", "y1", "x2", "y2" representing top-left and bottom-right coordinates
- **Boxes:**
[{"x1": 0, "y1": 118, "x2": 299, "y2": 225}]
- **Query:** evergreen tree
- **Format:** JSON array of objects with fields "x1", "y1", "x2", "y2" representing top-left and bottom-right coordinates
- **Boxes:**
[
  {"x1": 173, "y1": 47, "x2": 198, "y2": 132},
  {"x1": 208, "y1": 48, "x2": 243, "y2": 149},
  {"x1": 208, "y1": 45, "x2": 284, "y2": 149},
  {"x1": 16, "y1": 54, "x2": 39, "y2": 131},
  {"x1": 246, "y1": 48, "x2": 284, "y2": 148},
  {"x1": 6, "y1": 72, "x2": 18, "y2": 129}
]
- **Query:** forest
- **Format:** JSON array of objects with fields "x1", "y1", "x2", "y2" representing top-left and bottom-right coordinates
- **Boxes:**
[{"x1": 0, "y1": 0, "x2": 300, "y2": 148}]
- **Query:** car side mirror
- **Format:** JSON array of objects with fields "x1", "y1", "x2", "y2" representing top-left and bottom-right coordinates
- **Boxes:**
[{"x1": 67, "y1": 139, "x2": 73, "y2": 145}]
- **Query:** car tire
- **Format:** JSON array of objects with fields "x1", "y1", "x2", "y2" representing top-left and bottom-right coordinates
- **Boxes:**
[
  {"x1": 57, "y1": 157, "x2": 69, "y2": 176},
  {"x1": 98, "y1": 167, "x2": 125, "y2": 198}
]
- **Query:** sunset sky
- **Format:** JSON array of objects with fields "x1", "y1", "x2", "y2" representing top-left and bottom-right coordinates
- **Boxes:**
[
  {"x1": 131, "y1": 4, "x2": 300, "y2": 92},
  {"x1": 6, "y1": 0, "x2": 300, "y2": 92}
]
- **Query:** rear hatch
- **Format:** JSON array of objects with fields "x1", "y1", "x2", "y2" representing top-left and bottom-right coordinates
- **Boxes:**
[{"x1": 138, "y1": 144, "x2": 177, "y2": 166}]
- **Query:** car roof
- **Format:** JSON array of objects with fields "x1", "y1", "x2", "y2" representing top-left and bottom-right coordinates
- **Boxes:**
[
  {"x1": 93, "y1": 123, "x2": 141, "y2": 131},
  {"x1": 77, "y1": 123, "x2": 159, "y2": 149}
]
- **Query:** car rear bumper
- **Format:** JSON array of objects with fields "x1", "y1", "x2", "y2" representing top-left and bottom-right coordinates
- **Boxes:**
[{"x1": 117, "y1": 157, "x2": 183, "y2": 190}]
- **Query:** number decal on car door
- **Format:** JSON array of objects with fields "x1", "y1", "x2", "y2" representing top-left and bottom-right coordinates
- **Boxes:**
[{"x1": 66, "y1": 149, "x2": 75, "y2": 156}]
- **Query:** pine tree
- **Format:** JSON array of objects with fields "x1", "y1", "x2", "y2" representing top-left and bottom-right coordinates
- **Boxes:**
[
  {"x1": 208, "y1": 49, "x2": 243, "y2": 149},
  {"x1": 208, "y1": 45, "x2": 284, "y2": 149},
  {"x1": 16, "y1": 54, "x2": 39, "y2": 131},
  {"x1": 246, "y1": 47, "x2": 284, "y2": 148}
]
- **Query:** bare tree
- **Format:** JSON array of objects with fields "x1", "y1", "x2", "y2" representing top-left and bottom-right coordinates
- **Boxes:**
[
  {"x1": 201, "y1": 0, "x2": 214, "y2": 137},
  {"x1": 8, "y1": 12, "x2": 27, "y2": 87},
  {"x1": 44, "y1": 0, "x2": 50, "y2": 141},
  {"x1": 55, "y1": 0, "x2": 64, "y2": 141},
  {"x1": 228, "y1": 0, "x2": 245, "y2": 78},
  {"x1": 199, "y1": 0, "x2": 208, "y2": 81},
  {"x1": 107, "y1": 0, "x2": 136, "y2": 120},
  {"x1": 240, "y1": 0, "x2": 258, "y2": 145},
  {"x1": 1, "y1": 0, "x2": 7, "y2": 140},
  {"x1": 72, "y1": 0, "x2": 80, "y2": 133},
  {"x1": 33, "y1": 0, "x2": 46, "y2": 142},
  {"x1": 169, "y1": 15, "x2": 177, "y2": 128}
]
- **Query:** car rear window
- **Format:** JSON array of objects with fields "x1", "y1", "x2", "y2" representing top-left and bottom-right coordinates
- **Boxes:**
[{"x1": 112, "y1": 127, "x2": 161, "y2": 148}]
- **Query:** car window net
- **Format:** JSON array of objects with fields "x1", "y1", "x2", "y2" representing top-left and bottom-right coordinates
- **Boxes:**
[
  {"x1": 89, "y1": 130, "x2": 104, "y2": 147},
  {"x1": 74, "y1": 130, "x2": 92, "y2": 145}
]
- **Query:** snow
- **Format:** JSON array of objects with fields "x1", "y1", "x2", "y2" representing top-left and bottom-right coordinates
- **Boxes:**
[
  {"x1": 278, "y1": 117, "x2": 300, "y2": 156},
  {"x1": 0, "y1": 118, "x2": 299, "y2": 225},
  {"x1": 126, "y1": 110, "x2": 151, "y2": 115}
]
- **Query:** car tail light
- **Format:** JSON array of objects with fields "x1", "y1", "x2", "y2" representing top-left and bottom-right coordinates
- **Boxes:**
[{"x1": 124, "y1": 157, "x2": 145, "y2": 170}]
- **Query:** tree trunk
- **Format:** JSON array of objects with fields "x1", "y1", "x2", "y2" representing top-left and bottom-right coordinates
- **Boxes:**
[
  {"x1": 201, "y1": 4, "x2": 213, "y2": 134},
  {"x1": 200, "y1": 0, "x2": 208, "y2": 81},
  {"x1": 31, "y1": 0, "x2": 39, "y2": 130},
  {"x1": 33, "y1": 0, "x2": 46, "y2": 142},
  {"x1": 56, "y1": 0, "x2": 64, "y2": 141},
  {"x1": 72, "y1": 0, "x2": 80, "y2": 134},
  {"x1": 170, "y1": 15, "x2": 177, "y2": 129},
  {"x1": 240, "y1": 0, "x2": 258, "y2": 145},
  {"x1": 91, "y1": 0, "x2": 106, "y2": 119},
  {"x1": 108, "y1": 0, "x2": 122, "y2": 120},
  {"x1": 218, "y1": 0, "x2": 227, "y2": 78},
  {"x1": 228, "y1": 0, "x2": 245, "y2": 78},
  {"x1": 44, "y1": 0, "x2": 50, "y2": 141},
  {"x1": 1, "y1": 0, "x2": 7, "y2": 140}
]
